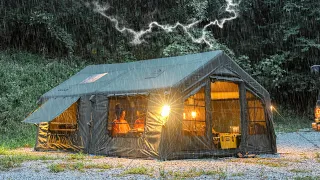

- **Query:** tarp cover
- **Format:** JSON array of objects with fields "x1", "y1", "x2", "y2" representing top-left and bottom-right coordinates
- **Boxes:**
[{"x1": 23, "y1": 96, "x2": 79, "y2": 123}]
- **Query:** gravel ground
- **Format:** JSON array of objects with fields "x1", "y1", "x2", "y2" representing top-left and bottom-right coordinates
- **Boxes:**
[{"x1": 1, "y1": 130, "x2": 320, "y2": 180}]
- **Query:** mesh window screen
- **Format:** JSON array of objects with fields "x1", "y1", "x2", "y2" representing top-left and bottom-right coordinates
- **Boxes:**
[
  {"x1": 211, "y1": 82, "x2": 241, "y2": 133},
  {"x1": 49, "y1": 102, "x2": 78, "y2": 133},
  {"x1": 246, "y1": 91, "x2": 267, "y2": 135},
  {"x1": 107, "y1": 96, "x2": 147, "y2": 137},
  {"x1": 211, "y1": 81, "x2": 241, "y2": 149},
  {"x1": 182, "y1": 87, "x2": 206, "y2": 136}
]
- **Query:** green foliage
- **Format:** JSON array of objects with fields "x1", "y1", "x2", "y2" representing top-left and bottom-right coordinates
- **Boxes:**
[
  {"x1": 0, "y1": 51, "x2": 87, "y2": 149},
  {"x1": 253, "y1": 53, "x2": 288, "y2": 89},
  {"x1": 186, "y1": 0, "x2": 208, "y2": 20},
  {"x1": 162, "y1": 34, "x2": 203, "y2": 57},
  {"x1": 273, "y1": 107, "x2": 312, "y2": 133}
]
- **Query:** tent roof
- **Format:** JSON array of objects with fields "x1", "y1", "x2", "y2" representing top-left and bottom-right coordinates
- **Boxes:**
[
  {"x1": 42, "y1": 51, "x2": 221, "y2": 98},
  {"x1": 41, "y1": 50, "x2": 269, "y2": 100}
]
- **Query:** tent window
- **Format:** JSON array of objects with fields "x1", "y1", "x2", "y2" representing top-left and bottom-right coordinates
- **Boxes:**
[
  {"x1": 211, "y1": 81, "x2": 241, "y2": 149},
  {"x1": 246, "y1": 91, "x2": 267, "y2": 135},
  {"x1": 49, "y1": 102, "x2": 78, "y2": 133},
  {"x1": 182, "y1": 87, "x2": 206, "y2": 136},
  {"x1": 80, "y1": 73, "x2": 107, "y2": 84},
  {"x1": 107, "y1": 96, "x2": 147, "y2": 138}
]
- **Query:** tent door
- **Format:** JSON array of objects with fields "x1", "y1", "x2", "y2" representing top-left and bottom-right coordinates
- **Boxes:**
[
  {"x1": 87, "y1": 114, "x2": 94, "y2": 154},
  {"x1": 86, "y1": 95, "x2": 109, "y2": 155},
  {"x1": 210, "y1": 78, "x2": 246, "y2": 150}
]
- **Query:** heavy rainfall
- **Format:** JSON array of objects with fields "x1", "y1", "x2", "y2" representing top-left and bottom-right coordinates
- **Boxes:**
[{"x1": 0, "y1": 0, "x2": 320, "y2": 179}]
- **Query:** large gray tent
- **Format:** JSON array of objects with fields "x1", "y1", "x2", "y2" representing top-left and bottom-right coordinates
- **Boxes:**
[{"x1": 24, "y1": 50, "x2": 276, "y2": 160}]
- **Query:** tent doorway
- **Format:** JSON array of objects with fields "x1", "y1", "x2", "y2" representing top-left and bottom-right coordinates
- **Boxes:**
[{"x1": 211, "y1": 81, "x2": 242, "y2": 150}]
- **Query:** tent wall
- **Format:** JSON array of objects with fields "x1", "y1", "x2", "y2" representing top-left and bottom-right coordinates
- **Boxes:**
[
  {"x1": 83, "y1": 93, "x2": 164, "y2": 159},
  {"x1": 78, "y1": 96, "x2": 92, "y2": 152},
  {"x1": 35, "y1": 122, "x2": 49, "y2": 150},
  {"x1": 245, "y1": 89, "x2": 273, "y2": 153},
  {"x1": 88, "y1": 95, "x2": 108, "y2": 154},
  {"x1": 158, "y1": 89, "x2": 184, "y2": 160},
  {"x1": 35, "y1": 101, "x2": 83, "y2": 151},
  {"x1": 179, "y1": 83, "x2": 211, "y2": 153},
  {"x1": 145, "y1": 91, "x2": 170, "y2": 159}
]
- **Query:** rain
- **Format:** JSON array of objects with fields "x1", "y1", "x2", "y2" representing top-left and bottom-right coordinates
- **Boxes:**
[{"x1": 0, "y1": 0, "x2": 320, "y2": 179}]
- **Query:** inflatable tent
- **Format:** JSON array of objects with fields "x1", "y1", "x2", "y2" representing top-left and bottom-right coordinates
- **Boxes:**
[{"x1": 24, "y1": 50, "x2": 276, "y2": 160}]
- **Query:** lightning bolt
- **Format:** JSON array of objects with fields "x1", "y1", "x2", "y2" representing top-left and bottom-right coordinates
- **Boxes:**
[{"x1": 87, "y1": 0, "x2": 240, "y2": 48}]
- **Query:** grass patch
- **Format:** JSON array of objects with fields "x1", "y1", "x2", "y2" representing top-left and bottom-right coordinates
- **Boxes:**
[
  {"x1": 273, "y1": 107, "x2": 312, "y2": 133},
  {"x1": 290, "y1": 169, "x2": 311, "y2": 173},
  {"x1": 159, "y1": 166, "x2": 166, "y2": 178},
  {"x1": 281, "y1": 158, "x2": 302, "y2": 163},
  {"x1": 167, "y1": 168, "x2": 227, "y2": 178},
  {"x1": 48, "y1": 162, "x2": 114, "y2": 173},
  {"x1": 120, "y1": 166, "x2": 153, "y2": 176},
  {"x1": 232, "y1": 172, "x2": 245, "y2": 177},
  {"x1": 85, "y1": 163, "x2": 113, "y2": 170},
  {"x1": 115, "y1": 163, "x2": 124, "y2": 168},
  {"x1": 227, "y1": 158, "x2": 288, "y2": 168},
  {"x1": 0, "y1": 154, "x2": 58, "y2": 170},
  {"x1": 256, "y1": 161, "x2": 288, "y2": 167},
  {"x1": 49, "y1": 164, "x2": 66, "y2": 173},
  {"x1": 294, "y1": 176, "x2": 320, "y2": 180},
  {"x1": 315, "y1": 153, "x2": 320, "y2": 159},
  {"x1": 91, "y1": 155, "x2": 105, "y2": 159},
  {"x1": 0, "y1": 147, "x2": 10, "y2": 155},
  {"x1": 68, "y1": 152, "x2": 86, "y2": 161},
  {"x1": 71, "y1": 162, "x2": 85, "y2": 171}
]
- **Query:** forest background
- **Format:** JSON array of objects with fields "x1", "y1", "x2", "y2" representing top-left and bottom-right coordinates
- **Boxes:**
[{"x1": 1, "y1": 0, "x2": 319, "y2": 148}]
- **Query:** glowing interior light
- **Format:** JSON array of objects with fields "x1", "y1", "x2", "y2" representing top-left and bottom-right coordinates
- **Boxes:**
[
  {"x1": 191, "y1": 111, "x2": 197, "y2": 119},
  {"x1": 183, "y1": 113, "x2": 186, "y2": 120},
  {"x1": 270, "y1": 105, "x2": 274, "y2": 111},
  {"x1": 161, "y1": 105, "x2": 171, "y2": 117}
]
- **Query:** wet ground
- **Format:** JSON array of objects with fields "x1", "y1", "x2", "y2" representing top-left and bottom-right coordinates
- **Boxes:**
[{"x1": 1, "y1": 130, "x2": 319, "y2": 180}]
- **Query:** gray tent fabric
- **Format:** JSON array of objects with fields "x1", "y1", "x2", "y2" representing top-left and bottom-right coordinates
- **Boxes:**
[
  {"x1": 24, "y1": 50, "x2": 277, "y2": 160},
  {"x1": 39, "y1": 51, "x2": 222, "y2": 99},
  {"x1": 23, "y1": 96, "x2": 79, "y2": 123}
]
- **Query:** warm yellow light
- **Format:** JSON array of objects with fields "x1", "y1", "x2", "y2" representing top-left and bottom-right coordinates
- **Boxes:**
[
  {"x1": 161, "y1": 105, "x2": 171, "y2": 117},
  {"x1": 183, "y1": 113, "x2": 186, "y2": 119},
  {"x1": 270, "y1": 105, "x2": 274, "y2": 111},
  {"x1": 191, "y1": 111, "x2": 197, "y2": 119}
]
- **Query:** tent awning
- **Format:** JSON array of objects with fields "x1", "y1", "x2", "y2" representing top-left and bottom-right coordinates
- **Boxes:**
[{"x1": 23, "y1": 96, "x2": 79, "y2": 124}]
